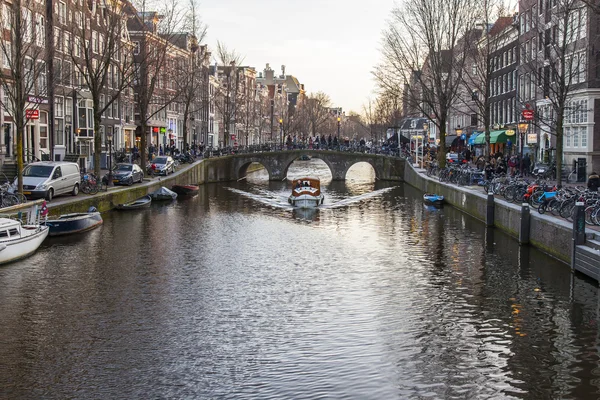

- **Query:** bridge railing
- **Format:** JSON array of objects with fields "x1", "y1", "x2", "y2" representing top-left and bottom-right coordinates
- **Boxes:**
[{"x1": 201, "y1": 144, "x2": 409, "y2": 159}]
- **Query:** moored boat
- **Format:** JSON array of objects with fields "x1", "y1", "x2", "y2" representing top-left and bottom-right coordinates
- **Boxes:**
[
  {"x1": 288, "y1": 177, "x2": 324, "y2": 208},
  {"x1": 0, "y1": 202, "x2": 49, "y2": 265},
  {"x1": 45, "y1": 206, "x2": 103, "y2": 236},
  {"x1": 116, "y1": 195, "x2": 152, "y2": 210},
  {"x1": 171, "y1": 184, "x2": 199, "y2": 196},
  {"x1": 150, "y1": 186, "x2": 178, "y2": 201},
  {"x1": 423, "y1": 193, "x2": 444, "y2": 207}
]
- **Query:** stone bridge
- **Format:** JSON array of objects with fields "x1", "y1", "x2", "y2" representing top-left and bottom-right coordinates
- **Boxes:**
[{"x1": 203, "y1": 150, "x2": 406, "y2": 182}]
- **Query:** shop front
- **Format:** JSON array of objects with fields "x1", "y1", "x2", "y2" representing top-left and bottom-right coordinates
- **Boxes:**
[{"x1": 473, "y1": 130, "x2": 509, "y2": 156}]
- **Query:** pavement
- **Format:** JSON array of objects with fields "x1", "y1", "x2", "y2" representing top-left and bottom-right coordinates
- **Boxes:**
[{"x1": 413, "y1": 165, "x2": 600, "y2": 233}]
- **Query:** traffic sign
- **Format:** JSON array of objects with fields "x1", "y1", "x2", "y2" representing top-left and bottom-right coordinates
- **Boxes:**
[
  {"x1": 522, "y1": 109, "x2": 534, "y2": 120},
  {"x1": 25, "y1": 109, "x2": 39, "y2": 119}
]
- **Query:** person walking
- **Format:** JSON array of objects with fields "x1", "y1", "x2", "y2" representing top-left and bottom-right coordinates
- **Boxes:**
[{"x1": 587, "y1": 172, "x2": 600, "y2": 192}]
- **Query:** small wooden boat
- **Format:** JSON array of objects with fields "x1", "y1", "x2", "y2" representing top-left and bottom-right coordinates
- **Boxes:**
[
  {"x1": 45, "y1": 207, "x2": 103, "y2": 236},
  {"x1": 299, "y1": 155, "x2": 311, "y2": 161},
  {"x1": 423, "y1": 193, "x2": 444, "y2": 207},
  {"x1": 171, "y1": 184, "x2": 199, "y2": 196},
  {"x1": 0, "y1": 202, "x2": 49, "y2": 265},
  {"x1": 288, "y1": 177, "x2": 324, "y2": 208},
  {"x1": 150, "y1": 186, "x2": 178, "y2": 201},
  {"x1": 116, "y1": 195, "x2": 152, "y2": 210}
]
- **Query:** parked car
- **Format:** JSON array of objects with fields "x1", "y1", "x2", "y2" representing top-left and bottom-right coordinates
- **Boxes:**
[
  {"x1": 17, "y1": 161, "x2": 80, "y2": 201},
  {"x1": 149, "y1": 156, "x2": 175, "y2": 175},
  {"x1": 112, "y1": 163, "x2": 144, "y2": 186}
]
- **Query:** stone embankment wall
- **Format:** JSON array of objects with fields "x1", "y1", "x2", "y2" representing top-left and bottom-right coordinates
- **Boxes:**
[{"x1": 403, "y1": 162, "x2": 573, "y2": 264}]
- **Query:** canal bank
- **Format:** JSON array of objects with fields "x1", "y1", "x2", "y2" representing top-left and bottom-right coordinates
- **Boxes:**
[{"x1": 403, "y1": 162, "x2": 586, "y2": 266}]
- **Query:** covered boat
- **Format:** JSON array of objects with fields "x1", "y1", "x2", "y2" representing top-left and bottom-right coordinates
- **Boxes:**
[
  {"x1": 116, "y1": 195, "x2": 152, "y2": 210},
  {"x1": 150, "y1": 186, "x2": 178, "y2": 201},
  {"x1": 171, "y1": 184, "x2": 199, "y2": 196},
  {"x1": 0, "y1": 202, "x2": 49, "y2": 265},
  {"x1": 423, "y1": 193, "x2": 444, "y2": 207},
  {"x1": 45, "y1": 206, "x2": 103, "y2": 236},
  {"x1": 288, "y1": 177, "x2": 324, "y2": 208}
]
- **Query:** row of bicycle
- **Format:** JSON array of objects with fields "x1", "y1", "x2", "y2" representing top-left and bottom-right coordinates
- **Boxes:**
[{"x1": 481, "y1": 174, "x2": 600, "y2": 225}]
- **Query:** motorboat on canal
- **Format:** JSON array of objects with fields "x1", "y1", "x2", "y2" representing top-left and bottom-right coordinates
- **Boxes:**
[
  {"x1": 288, "y1": 177, "x2": 324, "y2": 208},
  {"x1": 0, "y1": 202, "x2": 49, "y2": 265},
  {"x1": 171, "y1": 184, "x2": 199, "y2": 197},
  {"x1": 423, "y1": 193, "x2": 444, "y2": 207},
  {"x1": 116, "y1": 195, "x2": 152, "y2": 210},
  {"x1": 150, "y1": 186, "x2": 178, "y2": 201},
  {"x1": 45, "y1": 206, "x2": 103, "y2": 236}
]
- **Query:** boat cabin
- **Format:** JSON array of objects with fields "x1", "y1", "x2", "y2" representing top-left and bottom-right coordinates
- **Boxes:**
[
  {"x1": 291, "y1": 177, "x2": 321, "y2": 197},
  {"x1": 0, "y1": 218, "x2": 22, "y2": 239}
]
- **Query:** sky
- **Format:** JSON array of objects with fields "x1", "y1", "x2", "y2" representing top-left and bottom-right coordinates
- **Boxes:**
[{"x1": 201, "y1": 0, "x2": 397, "y2": 114}]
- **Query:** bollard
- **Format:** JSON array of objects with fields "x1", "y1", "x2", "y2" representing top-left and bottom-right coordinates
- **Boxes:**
[
  {"x1": 519, "y1": 203, "x2": 530, "y2": 245},
  {"x1": 571, "y1": 202, "x2": 586, "y2": 270},
  {"x1": 486, "y1": 191, "x2": 495, "y2": 227}
]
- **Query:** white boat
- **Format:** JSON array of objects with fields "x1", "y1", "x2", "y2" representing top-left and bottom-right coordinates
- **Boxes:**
[
  {"x1": 288, "y1": 177, "x2": 324, "y2": 208},
  {"x1": 0, "y1": 218, "x2": 48, "y2": 265}
]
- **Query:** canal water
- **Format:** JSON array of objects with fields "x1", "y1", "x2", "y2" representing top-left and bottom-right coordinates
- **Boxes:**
[{"x1": 1, "y1": 160, "x2": 599, "y2": 399}]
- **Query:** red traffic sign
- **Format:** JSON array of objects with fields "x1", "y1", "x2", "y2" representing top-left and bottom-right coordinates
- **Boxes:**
[
  {"x1": 25, "y1": 109, "x2": 39, "y2": 119},
  {"x1": 522, "y1": 109, "x2": 534, "y2": 120}
]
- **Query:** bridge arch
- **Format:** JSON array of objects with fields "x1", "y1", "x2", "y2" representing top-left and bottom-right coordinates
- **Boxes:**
[{"x1": 227, "y1": 150, "x2": 405, "y2": 182}]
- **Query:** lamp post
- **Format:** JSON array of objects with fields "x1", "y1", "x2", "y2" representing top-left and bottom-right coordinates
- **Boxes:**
[
  {"x1": 518, "y1": 121, "x2": 529, "y2": 176},
  {"x1": 337, "y1": 117, "x2": 341, "y2": 140},
  {"x1": 106, "y1": 129, "x2": 113, "y2": 186},
  {"x1": 279, "y1": 118, "x2": 283, "y2": 147}
]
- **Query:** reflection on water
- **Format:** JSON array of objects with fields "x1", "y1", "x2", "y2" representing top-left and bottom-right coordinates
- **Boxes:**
[{"x1": 0, "y1": 160, "x2": 598, "y2": 399}]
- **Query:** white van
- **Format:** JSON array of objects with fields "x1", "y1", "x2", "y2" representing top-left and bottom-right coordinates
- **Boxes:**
[{"x1": 17, "y1": 161, "x2": 81, "y2": 201}]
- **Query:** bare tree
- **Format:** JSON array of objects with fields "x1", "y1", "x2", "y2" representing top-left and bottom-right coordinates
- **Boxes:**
[
  {"x1": 174, "y1": 0, "x2": 207, "y2": 150},
  {"x1": 211, "y1": 42, "x2": 246, "y2": 148},
  {"x1": 0, "y1": 0, "x2": 51, "y2": 192},
  {"x1": 304, "y1": 92, "x2": 331, "y2": 137},
  {"x1": 66, "y1": 0, "x2": 137, "y2": 178},
  {"x1": 375, "y1": 0, "x2": 477, "y2": 167},
  {"x1": 130, "y1": 0, "x2": 182, "y2": 173},
  {"x1": 527, "y1": 0, "x2": 590, "y2": 185}
]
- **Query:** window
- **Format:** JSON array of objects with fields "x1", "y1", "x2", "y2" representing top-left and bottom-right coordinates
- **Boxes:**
[
  {"x1": 470, "y1": 113, "x2": 478, "y2": 126},
  {"x1": 24, "y1": 57, "x2": 33, "y2": 89},
  {"x1": 92, "y1": 31, "x2": 98, "y2": 53},
  {"x1": 580, "y1": 126, "x2": 587, "y2": 147},
  {"x1": 35, "y1": 14, "x2": 44, "y2": 47},
  {"x1": 565, "y1": 127, "x2": 571, "y2": 147},
  {"x1": 2, "y1": 41, "x2": 11, "y2": 68},
  {"x1": 64, "y1": 61, "x2": 72, "y2": 86},
  {"x1": 74, "y1": 37, "x2": 81, "y2": 57},
  {"x1": 65, "y1": 97, "x2": 72, "y2": 119},
  {"x1": 55, "y1": 96, "x2": 64, "y2": 117},
  {"x1": 22, "y1": 8, "x2": 32, "y2": 43},
  {"x1": 133, "y1": 41, "x2": 140, "y2": 55},
  {"x1": 54, "y1": 58, "x2": 62, "y2": 84},
  {"x1": 59, "y1": 2, "x2": 66, "y2": 25},
  {"x1": 64, "y1": 32, "x2": 71, "y2": 54},
  {"x1": 573, "y1": 128, "x2": 579, "y2": 147},
  {"x1": 54, "y1": 28, "x2": 61, "y2": 53},
  {"x1": 76, "y1": 11, "x2": 82, "y2": 28},
  {"x1": 37, "y1": 60, "x2": 46, "y2": 93}
]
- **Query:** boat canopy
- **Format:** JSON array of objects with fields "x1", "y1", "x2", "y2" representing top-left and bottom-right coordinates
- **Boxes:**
[{"x1": 292, "y1": 177, "x2": 321, "y2": 190}]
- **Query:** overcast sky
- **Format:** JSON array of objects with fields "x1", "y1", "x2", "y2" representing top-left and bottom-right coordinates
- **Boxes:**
[{"x1": 201, "y1": 0, "x2": 396, "y2": 114}]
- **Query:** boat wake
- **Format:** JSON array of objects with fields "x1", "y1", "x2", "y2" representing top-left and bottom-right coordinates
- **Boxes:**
[
  {"x1": 321, "y1": 186, "x2": 397, "y2": 209},
  {"x1": 225, "y1": 187, "x2": 293, "y2": 209},
  {"x1": 225, "y1": 186, "x2": 397, "y2": 210}
]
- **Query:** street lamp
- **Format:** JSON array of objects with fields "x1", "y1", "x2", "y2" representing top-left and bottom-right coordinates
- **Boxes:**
[
  {"x1": 106, "y1": 129, "x2": 113, "y2": 186},
  {"x1": 337, "y1": 117, "x2": 341, "y2": 140},
  {"x1": 518, "y1": 121, "x2": 529, "y2": 176}
]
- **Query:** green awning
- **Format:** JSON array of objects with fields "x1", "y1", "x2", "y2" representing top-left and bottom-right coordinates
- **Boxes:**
[{"x1": 473, "y1": 130, "x2": 508, "y2": 145}]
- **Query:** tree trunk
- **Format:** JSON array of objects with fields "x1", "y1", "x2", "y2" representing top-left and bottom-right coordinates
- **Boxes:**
[
  {"x1": 16, "y1": 124, "x2": 24, "y2": 193},
  {"x1": 438, "y1": 119, "x2": 447, "y2": 168},
  {"x1": 183, "y1": 106, "x2": 189, "y2": 150},
  {"x1": 555, "y1": 115, "x2": 564, "y2": 187},
  {"x1": 94, "y1": 111, "x2": 102, "y2": 178},
  {"x1": 140, "y1": 120, "x2": 147, "y2": 174}
]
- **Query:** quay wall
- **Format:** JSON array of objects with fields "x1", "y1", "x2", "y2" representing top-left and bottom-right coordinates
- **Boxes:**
[
  {"x1": 45, "y1": 158, "x2": 232, "y2": 216},
  {"x1": 403, "y1": 162, "x2": 573, "y2": 264}
]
